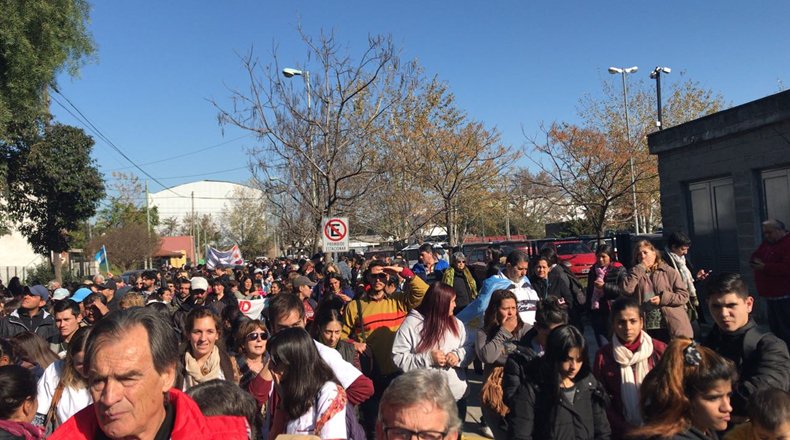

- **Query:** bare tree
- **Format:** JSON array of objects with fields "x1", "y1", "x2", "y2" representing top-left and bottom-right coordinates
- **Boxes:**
[
  {"x1": 525, "y1": 122, "x2": 651, "y2": 240},
  {"x1": 86, "y1": 224, "x2": 159, "y2": 271},
  {"x1": 214, "y1": 30, "x2": 420, "y2": 252},
  {"x1": 391, "y1": 80, "x2": 519, "y2": 246},
  {"x1": 219, "y1": 186, "x2": 271, "y2": 258}
]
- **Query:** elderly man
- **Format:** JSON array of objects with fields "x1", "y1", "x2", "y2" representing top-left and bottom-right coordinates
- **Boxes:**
[
  {"x1": 376, "y1": 369, "x2": 462, "y2": 440},
  {"x1": 751, "y1": 219, "x2": 790, "y2": 347},
  {"x1": 51, "y1": 308, "x2": 249, "y2": 440}
]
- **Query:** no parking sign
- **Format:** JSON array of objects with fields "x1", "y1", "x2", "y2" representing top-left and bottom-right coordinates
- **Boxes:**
[{"x1": 322, "y1": 217, "x2": 349, "y2": 252}]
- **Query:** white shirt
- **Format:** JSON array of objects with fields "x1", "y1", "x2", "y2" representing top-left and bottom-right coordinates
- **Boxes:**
[
  {"x1": 36, "y1": 360, "x2": 93, "y2": 424},
  {"x1": 285, "y1": 381, "x2": 347, "y2": 439},
  {"x1": 314, "y1": 339, "x2": 361, "y2": 389}
]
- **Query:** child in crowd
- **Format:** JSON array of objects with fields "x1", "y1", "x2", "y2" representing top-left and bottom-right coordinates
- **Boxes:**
[{"x1": 724, "y1": 388, "x2": 790, "y2": 440}]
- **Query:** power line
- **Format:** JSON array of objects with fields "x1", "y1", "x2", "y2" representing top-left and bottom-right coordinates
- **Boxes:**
[
  {"x1": 50, "y1": 87, "x2": 183, "y2": 198},
  {"x1": 106, "y1": 134, "x2": 252, "y2": 172}
]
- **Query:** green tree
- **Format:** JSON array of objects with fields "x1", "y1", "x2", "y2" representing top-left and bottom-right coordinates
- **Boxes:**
[
  {"x1": 0, "y1": 0, "x2": 95, "y2": 141},
  {"x1": 5, "y1": 124, "x2": 104, "y2": 281},
  {"x1": 95, "y1": 172, "x2": 159, "y2": 232}
]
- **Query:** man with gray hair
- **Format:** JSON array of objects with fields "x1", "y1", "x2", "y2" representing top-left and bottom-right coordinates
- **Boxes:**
[
  {"x1": 377, "y1": 369, "x2": 461, "y2": 440},
  {"x1": 51, "y1": 308, "x2": 249, "y2": 440},
  {"x1": 751, "y1": 218, "x2": 790, "y2": 347}
]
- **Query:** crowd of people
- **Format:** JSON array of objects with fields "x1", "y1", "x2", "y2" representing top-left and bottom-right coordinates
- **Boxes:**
[{"x1": 0, "y1": 219, "x2": 788, "y2": 440}]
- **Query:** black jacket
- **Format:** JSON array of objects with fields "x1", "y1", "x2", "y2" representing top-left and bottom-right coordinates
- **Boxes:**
[
  {"x1": 585, "y1": 264, "x2": 626, "y2": 314},
  {"x1": 507, "y1": 371, "x2": 611, "y2": 440},
  {"x1": 703, "y1": 319, "x2": 790, "y2": 416},
  {"x1": 636, "y1": 428, "x2": 719, "y2": 440},
  {"x1": 0, "y1": 309, "x2": 58, "y2": 343},
  {"x1": 503, "y1": 329, "x2": 541, "y2": 408},
  {"x1": 530, "y1": 267, "x2": 574, "y2": 306}
]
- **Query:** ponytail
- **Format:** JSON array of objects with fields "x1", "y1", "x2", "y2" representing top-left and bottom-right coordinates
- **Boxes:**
[{"x1": 631, "y1": 338, "x2": 735, "y2": 438}]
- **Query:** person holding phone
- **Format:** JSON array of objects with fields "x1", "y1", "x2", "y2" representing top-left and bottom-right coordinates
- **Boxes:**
[{"x1": 621, "y1": 240, "x2": 692, "y2": 342}]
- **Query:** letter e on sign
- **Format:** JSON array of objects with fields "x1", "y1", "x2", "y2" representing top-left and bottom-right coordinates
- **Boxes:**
[{"x1": 321, "y1": 217, "x2": 349, "y2": 252}]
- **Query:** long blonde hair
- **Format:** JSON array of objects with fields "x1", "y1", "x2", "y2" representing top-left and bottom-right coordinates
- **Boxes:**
[
  {"x1": 61, "y1": 327, "x2": 91, "y2": 389},
  {"x1": 633, "y1": 239, "x2": 662, "y2": 272}
]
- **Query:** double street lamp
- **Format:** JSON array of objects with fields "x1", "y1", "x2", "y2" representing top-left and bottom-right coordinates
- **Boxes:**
[
  {"x1": 608, "y1": 66, "x2": 640, "y2": 235},
  {"x1": 650, "y1": 66, "x2": 671, "y2": 130}
]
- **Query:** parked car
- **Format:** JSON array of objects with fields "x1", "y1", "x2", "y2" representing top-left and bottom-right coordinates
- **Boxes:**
[{"x1": 538, "y1": 240, "x2": 596, "y2": 278}]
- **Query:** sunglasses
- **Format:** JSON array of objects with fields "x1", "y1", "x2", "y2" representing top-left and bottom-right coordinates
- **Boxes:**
[
  {"x1": 246, "y1": 331, "x2": 269, "y2": 341},
  {"x1": 371, "y1": 273, "x2": 388, "y2": 281}
]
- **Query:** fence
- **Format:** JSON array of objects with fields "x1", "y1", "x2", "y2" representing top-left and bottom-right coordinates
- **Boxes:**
[
  {"x1": 0, "y1": 261, "x2": 97, "y2": 285},
  {"x1": 0, "y1": 266, "x2": 34, "y2": 284}
]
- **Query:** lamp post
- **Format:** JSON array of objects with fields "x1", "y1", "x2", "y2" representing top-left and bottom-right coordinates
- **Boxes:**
[
  {"x1": 650, "y1": 66, "x2": 671, "y2": 130},
  {"x1": 282, "y1": 68, "x2": 311, "y2": 112},
  {"x1": 608, "y1": 66, "x2": 640, "y2": 235},
  {"x1": 282, "y1": 67, "x2": 320, "y2": 250}
]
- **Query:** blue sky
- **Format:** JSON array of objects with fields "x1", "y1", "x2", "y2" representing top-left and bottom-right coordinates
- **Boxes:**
[{"x1": 51, "y1": 1, "x2": 790, "y2": 198}]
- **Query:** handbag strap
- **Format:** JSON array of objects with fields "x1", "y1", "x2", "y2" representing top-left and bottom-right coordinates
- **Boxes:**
[
  {"x1": 314, "y1": 384, "x2": 347, "y2": 435},
  {"x1": 355, "y1": 298, "x2": 366, "y2": 343},
  {"x1": 44, "y1": 380, "x2": 66, "y2": 428}
]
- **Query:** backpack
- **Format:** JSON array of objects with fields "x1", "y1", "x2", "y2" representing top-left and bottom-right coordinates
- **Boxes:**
[{"x1": 560, "y1": 264, "x2": 586, "y2": 306}]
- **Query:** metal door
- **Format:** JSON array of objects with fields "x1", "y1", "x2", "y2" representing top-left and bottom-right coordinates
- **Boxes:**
[
  {"x1": 687, "y1": 177, "x2": 739, "y2": 273},
  {"x1": 761, "y1": 167, "x2": 790, "y2": 224}
]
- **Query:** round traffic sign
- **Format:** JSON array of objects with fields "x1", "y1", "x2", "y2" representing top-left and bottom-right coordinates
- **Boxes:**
[{"x1": 323, "y1": 218, "x2": 348, "y2": 242}]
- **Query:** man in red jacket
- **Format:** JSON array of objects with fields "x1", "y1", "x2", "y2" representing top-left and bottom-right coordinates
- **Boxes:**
[
  {"x1": 51, "y1": 308, "x2": 249, "y2": 440},
  {"x1": 751, "y1": 219, "x2": 790, "y2": 348}
]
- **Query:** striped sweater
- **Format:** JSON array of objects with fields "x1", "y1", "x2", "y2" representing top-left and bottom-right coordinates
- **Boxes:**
[{"x1": 342, "y1": 274, "x2": 428, "y2": 376}]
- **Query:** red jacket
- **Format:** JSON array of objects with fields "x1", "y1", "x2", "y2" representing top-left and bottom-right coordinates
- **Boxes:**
[
  {"x1": 751, "y1": 233, "x2": 790, "y2": 298},
  {"x1": 50, "y1": 388, "x2": 249, "y2": 440},
  {"x1": 593, "y1": 339, "x2": 666, "y2": 439}
]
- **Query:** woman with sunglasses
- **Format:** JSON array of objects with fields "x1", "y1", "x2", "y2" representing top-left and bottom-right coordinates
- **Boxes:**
[{"x1": 235, "y1": 319, "x2": 269, "y2": 390}]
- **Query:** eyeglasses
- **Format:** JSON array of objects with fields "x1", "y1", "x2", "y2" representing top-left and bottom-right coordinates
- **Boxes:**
[
  {"x1": 370, "y1": 273, "x2": 388, "y2": 282},
  {"x1": 382, "y1": 426, "x2": 447, "y2": 440},
  {"x1": 246, "y1": 331, "x2": 269, "y2": 341}
]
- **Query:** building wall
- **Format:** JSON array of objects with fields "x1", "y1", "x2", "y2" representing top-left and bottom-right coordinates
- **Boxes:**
[
  {"x1": 149, "y1": 180, "x2": 264, "y2": 227},
  {"x1": 648, "y1": 90, "x2": 790, "y2": 294}
]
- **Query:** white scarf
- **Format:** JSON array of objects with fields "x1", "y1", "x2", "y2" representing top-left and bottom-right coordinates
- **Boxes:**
[
  {"x1": 612, "y1": 331, "x2": 653, "y2": 426},
  {"x1": 184, "y1": 345, "x2": 223, "y2": 389}
]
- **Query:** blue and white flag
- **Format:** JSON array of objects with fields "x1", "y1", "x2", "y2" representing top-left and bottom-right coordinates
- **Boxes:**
[
  {"x1": 94, "y1": 245, "x2": 107, "y2": 265},
  {"x1": 205, "y1": 245, "x2": 243, "y2": 269}
]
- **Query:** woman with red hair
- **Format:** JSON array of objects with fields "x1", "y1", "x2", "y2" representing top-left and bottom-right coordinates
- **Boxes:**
[
  {"x1": 392, "y1": 282, "x2": 472, "y2": 420},
  {"x1": 629, "y1": 338, "x2": 735, "y2": 439}
]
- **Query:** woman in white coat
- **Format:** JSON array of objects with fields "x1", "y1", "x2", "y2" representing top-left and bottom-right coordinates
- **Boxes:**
[{"x1": 392, "y1": 282, "x2": 472, "y2": 420}]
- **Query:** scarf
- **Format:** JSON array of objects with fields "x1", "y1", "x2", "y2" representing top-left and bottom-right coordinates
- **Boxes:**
[
  {"x1": 184, "y1": 345, "x2": 222, "y2": 388},
  {"x1": 612, "y1": 331, "x2": 654, "y2": 426},
  {"x1": 591, "y1": 265, "x2": 610, "y2": 310},
  {"x1": 0, "y1": 420, "x2": 44, "y2": 440},
  {"x1": 667, "y1": 251, "x2": 697, "y2": 298}
]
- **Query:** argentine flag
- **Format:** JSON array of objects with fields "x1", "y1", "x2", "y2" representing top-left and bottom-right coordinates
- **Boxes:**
[{"x1": 94, "y1": 245, "x2": 107, "y2": 265}]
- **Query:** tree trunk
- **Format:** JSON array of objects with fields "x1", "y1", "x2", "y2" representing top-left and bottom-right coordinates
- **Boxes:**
[{"x1": 52, "y1": 251, "x2": 63, "y2": 283}]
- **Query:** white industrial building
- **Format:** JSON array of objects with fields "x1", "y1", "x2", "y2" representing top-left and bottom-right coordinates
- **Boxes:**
[{"x1": 149, "y1": 180, "x2": 265, "y2": 228}]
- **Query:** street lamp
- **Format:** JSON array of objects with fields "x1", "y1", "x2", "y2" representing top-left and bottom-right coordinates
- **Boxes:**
[
  {"x1": 608, "y1": 65, "x2": 640, "y2": 235},
  {"x1": 650, "y1": 66, "x2": 671, "y2": 130},
  {"x1": 282, "y1": 66, "x2": 320, "y2": 251},
  {"x1": 282, "y1": 67, "x2": 311, "y2": 112}
]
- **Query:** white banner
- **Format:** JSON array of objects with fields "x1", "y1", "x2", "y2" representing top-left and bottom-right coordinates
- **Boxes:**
[{"x1": 238, "y1": 298, "x2": 266, "y2": 319}]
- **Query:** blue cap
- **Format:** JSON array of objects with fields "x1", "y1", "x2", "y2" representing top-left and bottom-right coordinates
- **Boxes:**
[
  {"x1": 26, "y1": 285, "x2": 50, "y2": 302},
  {"x1": 71, "y1": 287, "x2": 93, "y2": 303}
]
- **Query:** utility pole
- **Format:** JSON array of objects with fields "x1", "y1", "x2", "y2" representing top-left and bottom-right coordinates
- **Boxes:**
[
  {"x1": 191, "y1": 191, "x2": 195, "y2": 264},
  {"x1": 145, "y1": 179, "x2": 151, "y2": 269}
]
